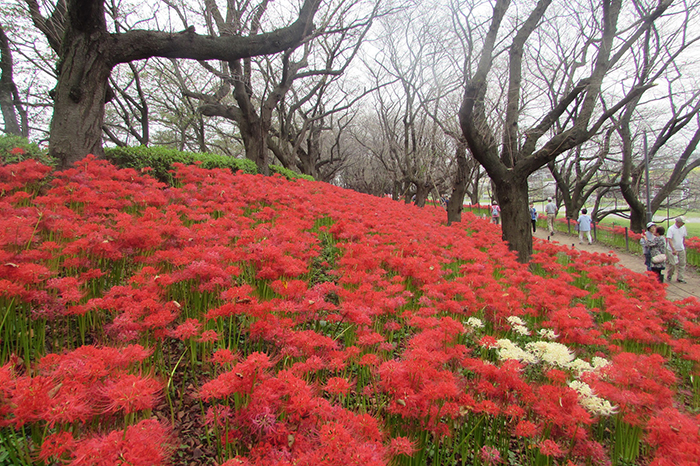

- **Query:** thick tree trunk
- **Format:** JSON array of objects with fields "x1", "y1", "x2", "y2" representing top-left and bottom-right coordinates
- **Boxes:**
[
  {"x1": 629, "y1": 208, "x2": 645, "y2": 234},
  {"x1": 306, "y1": 128, "x2": 321, "y2": 179},
  {"x1": 447, "y1": 145, "x2": 468, "y2": 225},
  {"x1": 0, "y1": 24, "x2": 26, "y2": 137},
  {"x1": 50, "y1": 32, "x2": 112, "y2": 169},
  {"x1": 239, "y1": 120, "x2": 270, "y2": 176},
  {"x1": 298, "y1": 147, "x2": 312, "y2": 175},
  {"x1": 495, "y1": 178, "x2": 532, "y2": 263},
  {"x1": 414, "y1": 183, "x2": 429, "y2": 207},
  {"x1": 620, "y1": 178, "x2": 646, "y2": 233},
  {"x1": 297, "y1": 126, "x2": 320, "y2": 178},
  {"x1": 0, "y1": 81, "x2": 23, "y2": 136},
  {"x1": 389, "y1": 183, "x2": 397, "y2": 200}
]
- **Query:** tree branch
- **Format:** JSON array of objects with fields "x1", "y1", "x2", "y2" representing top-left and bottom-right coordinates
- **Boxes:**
[
  {"x1": 458, "y1": 0, "x2": 510, "y2": 180},
  {"x1": 112, "y1": 0, "x2": 319, "y2": 64}
]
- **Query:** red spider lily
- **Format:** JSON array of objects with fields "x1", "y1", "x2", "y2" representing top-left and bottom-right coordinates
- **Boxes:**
[
  {"x1": 538, "y1": 438, "x2": 565, "y2": 457},
  {"x1": 0, "y1": 348, "x2": 161, "y2": 451},
  {"x1": 199, "y1": 329, "x2": 220, "y2": 343},
  {"x1": 324, "y1": 377, "x2": 353, "y2": 396},
  {"x1": 291, "y1": 355, "x2": 326, "y2": 376},
  {"x1": 200, "y1": 352, "x2": 273, "y2": 401},
  {"x1": 533, "y1": 384, "x2": 592, "y2": 431},
  {"x1": 514, "y1": 419, "x2": 540, "y2": 438},
  {"x1": 36, "y1": 345, "x2": 152, "y2": 384},
  {"x1": 388, "y1": 436, "x2": 417, "y2": 457},
  {"x1": 39, "y1": 431, "x2": 76, "y2": 461},
  {"x1": 210, "y1": 349, "x2": 238, "y2": 366},
  {"x1": 171, "y1": 318, "x2": 202, "y2": 340},
  {"x1": 584, "y1": 352, "x2": 676, "y2": 424},
  {"x1": 100, "y1": 373, "x2": 162, "y2": 414},
  {"x1": 542, "y1": 305, "x2": 606, "y2": 346},
  {"x1": 0, "y1": 159, "x2": 51, "y2": 191},
  {"x1": 5, "y1": 156, "x2": 700, "y2": 465},
  {"x1": 480, "y1": 445, "x2": 501, "y2": 465},
  {"x1": 65, "y1": 419, "x2": 172, "y2": 465},
  {"x1": 645, "y1": 407, "x2": 700, "y2": 464}
]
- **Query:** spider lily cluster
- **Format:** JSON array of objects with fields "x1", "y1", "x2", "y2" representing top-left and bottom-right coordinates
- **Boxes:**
[{"x1": 1, "y1": 155, "x2": 699, "y2": 465}]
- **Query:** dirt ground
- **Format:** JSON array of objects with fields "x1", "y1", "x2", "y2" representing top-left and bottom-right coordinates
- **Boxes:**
[{"x1": 532, "y1": 226, "x2": 699, "y2": 302}]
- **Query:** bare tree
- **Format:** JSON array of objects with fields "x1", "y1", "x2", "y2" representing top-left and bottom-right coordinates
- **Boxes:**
[
  {"x1": 0, "y1": 23, "x2": 28, "y2": 137},
  {"x1": 272, "y1": 95, "x2": 363, "y2": 181},
  {"x1": 459, "y1": 0, "x2": 674, "y2": 262},
  {"x1": 338, "y1": 146, "x2": 394, "y2": 196},
  {"x1": 359, "y1": 8, "x2": 457, "y2": 207},
  {"x1": 103, "y1": 61, "x2": 150, "y2": 146},
  {"x1": 177, "y1": 0, "x2": 378, "y2": 175},
  {"x1": 24, "y1": 0, "x2": 321, "y2": 169},
  {"x1": 613, "y1": 10, "x2": 700, "y2": 232},
  {"x1": 548, "y1": 130, "x2": 620, "y2": 219}
]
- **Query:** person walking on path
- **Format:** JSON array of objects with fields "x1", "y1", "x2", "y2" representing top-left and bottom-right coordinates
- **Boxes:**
[
  {"x1": 530, "y1": 203, "x2": 538, "y2": 233},
  {"x1": 641, "y1": 222, "x2": 656, "y2": 271},
  {"x1": 491, "y1": 201, "x2": 501, "y2": 225},
  {"x1": 666, "y1": 216, "x2": 688, "y2": 283},
  {"x1": 545, "y1": 198, "x2": 558, "y2": 235},
  {"x1": 646, "y1": 226, "x2": 667, "y2": 283},
  {"x1": 577, "y1": 208, "x2": 593, "y2": 245},
  {"x1": 532, "y1": 225, "x2": 697, "y2": 301}
]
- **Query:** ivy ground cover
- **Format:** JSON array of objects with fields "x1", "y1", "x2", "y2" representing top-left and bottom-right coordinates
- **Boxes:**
[{"x1": 2, "y1": 156, "x2": 700, "y2": 466}]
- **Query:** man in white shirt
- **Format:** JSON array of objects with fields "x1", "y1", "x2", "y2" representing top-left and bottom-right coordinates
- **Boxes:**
[
  {"x1": 545, "y1": 197, "x2": 558, "y2": 235},
  {"x1": 666, "y1": 216, "x2": 688, "y2": 283}
]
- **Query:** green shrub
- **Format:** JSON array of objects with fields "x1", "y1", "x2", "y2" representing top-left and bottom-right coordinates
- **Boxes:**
[
  {"x1": 270, "y1": 164, "x2": 314, "y2": 181},
  {"x1": 104, "y1": 146, "x2": 257, "y2": 184},
  {"x1": 105, "y1": 146, "x2": 314, "y2": 183},
  {"x1": 0, "y1": 135, "x2": 54, "y2": 166}
]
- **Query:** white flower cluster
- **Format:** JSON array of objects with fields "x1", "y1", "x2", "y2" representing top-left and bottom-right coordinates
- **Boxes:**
[
  {"x1": 568, "y1": 380, "x2": 618, "y2": 417},
  {"x1": 494, "y1": 337, "x2": 616, "y2": 416},
  {"x1": 567, "y1": 358, "x2": 594, "y2": 374},
  {"x1": 537, "y1": 328, "x2": 558, "y2": 340},
  {"x1": 466, "y1": 317, "x2": 485, "y2": 329},
  {"x1": 506, "y1": 316, "x2": 531, "y2": 336},
  {"x1": 564, "y1": 356, "x2": 610, "y2": 375},
  {"x1": 495, "y1": 339, "x2": 612, "y2": 374},
  {"x1": 525, "y1": 341, "x2": 575, "y2": 367},
  {"x1": 496, "y1": 339, "x2": 538, "y2": 364},
  {"x1": 591, "y1": 356, "x2": 611, "y2": 370},
  {"x1": 506, "y1": 316, "x2": 526, "y2": 326}
]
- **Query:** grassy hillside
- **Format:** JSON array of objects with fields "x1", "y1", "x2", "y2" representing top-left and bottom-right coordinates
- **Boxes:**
[{"x1": 1, "y1": 156, "x2": 699, "y2": 465}]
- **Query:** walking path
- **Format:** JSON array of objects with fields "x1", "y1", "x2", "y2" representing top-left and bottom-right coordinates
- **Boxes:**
[{"x1": 533, "y1": 227, "x2": 699, "y2": 302}]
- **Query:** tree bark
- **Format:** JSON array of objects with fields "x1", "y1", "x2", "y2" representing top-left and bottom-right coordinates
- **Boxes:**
[
  {"x1": 297, "y1": 123, "x2": 321, "y2": 178},
  {"x1": 496, "y1": 177, "x2": 532, "y2": 263},
  {"x1": 447, "y1": 144, "x2": 468, "y2": 225},
  {"x1": 0, "y1": 24, "x2": 27, "y2": 137},
  {"x1": 628, "y1": 205, "x2": 646, "y2": 233},
  {"x1": 51, "y1": 33, "x2": 112, "y2": 168},
  {"x1": 414, "y1": 182, "x2": 430, "y2": 207},
  {"x1": 242, "y1": 119, "x2": 270, "y2": 176}
]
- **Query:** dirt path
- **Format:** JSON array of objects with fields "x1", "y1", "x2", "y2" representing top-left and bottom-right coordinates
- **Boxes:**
[{"x1": 532, "y1": 227, "x2": 699, "y2": 302}]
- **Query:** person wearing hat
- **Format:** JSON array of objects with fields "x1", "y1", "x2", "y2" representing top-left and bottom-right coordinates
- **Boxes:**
[
  {"x1": 545, "y1": 197, "x2": 558, "y2": 236},
  {"x1": 666, "y1": 216, "x2": 688, "y2": 283},
  {"x1": 641, "y1": 222, "x2": 657, "y2": 271}
]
